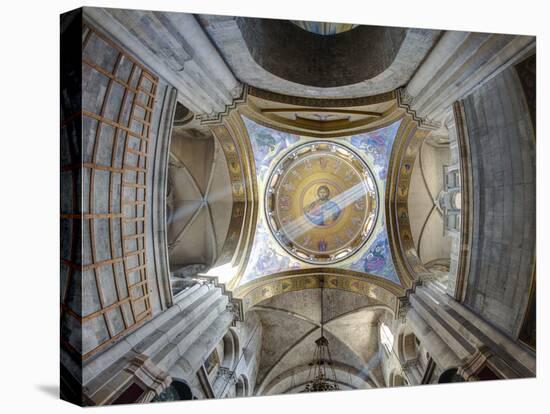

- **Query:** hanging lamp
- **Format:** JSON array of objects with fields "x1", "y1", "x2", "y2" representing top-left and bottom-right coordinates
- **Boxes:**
[{"x1": 303, "y1": 281, "x2": 340, "y2": 392}]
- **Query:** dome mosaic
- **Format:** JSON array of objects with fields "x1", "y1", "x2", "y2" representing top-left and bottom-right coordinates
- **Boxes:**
[{"x1": 265, "y1": 141, "x2": 379, "y2": 264}]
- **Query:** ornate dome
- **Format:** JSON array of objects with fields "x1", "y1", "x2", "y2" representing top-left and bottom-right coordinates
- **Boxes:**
[{"x1": 265, "y1": 141, "x2": 379, "y2": 264}]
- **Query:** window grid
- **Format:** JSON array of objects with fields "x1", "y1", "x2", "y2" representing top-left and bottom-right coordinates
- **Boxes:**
[{"x1": 60, "y1": 24, "x2": 158, "y2": 360}]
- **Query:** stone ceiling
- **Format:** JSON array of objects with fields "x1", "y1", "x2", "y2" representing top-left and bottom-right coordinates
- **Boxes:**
[
  {"x1": 250, "y1": 288, "x2": 389, "y2": 394},
  {"x1": 197, "y1": 15, "x2": 440, "y2": 98}
]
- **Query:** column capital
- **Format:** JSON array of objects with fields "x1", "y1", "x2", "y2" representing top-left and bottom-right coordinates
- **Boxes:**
[
  {"x1": 216, "y1": 367, "x2": 238, "y2": 385},
  {"x1": 125, "y1": 354, "x2": 172, "y2": 401},
  {"x1": 397, "y1": 296, "x2": 412, "y2": 322},
  {"x1": 457, "y1": 346, "x2": 492, "y2": 381}
]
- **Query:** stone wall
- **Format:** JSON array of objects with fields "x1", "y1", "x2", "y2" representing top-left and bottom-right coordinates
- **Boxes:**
[
  {"x1": 461, "y1": 58, "x2": 535, "y2": 338},
  {"x1": 61, "y1": 18, "x2": 175, "y2": 385}
]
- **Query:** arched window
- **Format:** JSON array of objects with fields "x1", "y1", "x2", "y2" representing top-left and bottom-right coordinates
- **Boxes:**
[
  {"x1": 235, "y1": 375, "x2": 249, "y2": 397},
  {"x1": 397, "y1": 330, "x2": 421, "y2": 365},
  {"x1": 380, "y1": 323, "x2": 394, "y2": 354}
]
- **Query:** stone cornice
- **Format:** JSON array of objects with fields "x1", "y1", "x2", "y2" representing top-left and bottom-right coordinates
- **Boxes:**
[
  {"x1": 197, "y1": 84, "x2": 249, "y2": 125},
  {"x1": 396, "y1": 88, "x2": 441, "y2": 130}
]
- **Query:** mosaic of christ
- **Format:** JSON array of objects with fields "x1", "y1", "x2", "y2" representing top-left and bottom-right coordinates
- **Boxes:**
[{"x1": 303, "y1": 185, "x2": 342, "y2": 226}]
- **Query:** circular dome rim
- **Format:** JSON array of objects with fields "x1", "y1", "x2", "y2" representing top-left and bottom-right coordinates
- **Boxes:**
[{"x1": 264, "y1": 140, "x2": 381, "y2": 265}]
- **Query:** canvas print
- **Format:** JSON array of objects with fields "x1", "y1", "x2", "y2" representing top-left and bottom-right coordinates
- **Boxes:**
[{"x1": 60, "y1": 6, "x2": 536, "y2": 406}]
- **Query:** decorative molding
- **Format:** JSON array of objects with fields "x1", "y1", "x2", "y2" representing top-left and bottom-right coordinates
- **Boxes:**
[
  {"x1": 424, "y1": 258, "x2": 451, "y2": 273},
  {"x1": 401, "y1": 359, "x2": 419, "y2": 370},
  {"x1": 385, "y1": 116, "x2": 431, "y2": 288},
  {"x1": 197, "y1": 366, "x2": 216, "y2": 398},
  {"x1": 152, "y1": 85, "x2": 179, "y2": 309},
  {"x1": 457, "y1": 346, "x2": 493, "y2": 381},
  {"x1": 452, "y1": 101, "x2": 473, "y2": 302},
  {"x1": 234, "y1": 268, "x2": 406, "y2": 317},
  {"x1": 417, "y1": 272, "x2": 440, "y2": 284},
  {"x1": 239, "y1": 85, "x2": 402, "y2": 139},
  {"x1": 226, "y1": 300, "x2": 244, "y2": 324},
  {"x1": 249, "y1": 86, "x2": 396, "y2": 108},
  {"x1": 401, "y1": 358, "x2": 420, "y2": 383},
  {"x1": 397, "y1": 296, "x2": 411, "y2": 322},
  {"x1": 197, "y1": 84, "x2": 248, "y2": 125},
  {"x1": 214, "y1": 112, "x2": 260, "y2": 291},
  {"x1": 216, "y1": 367, "x2": 238, "y2": 386},
  {"x1": 125, "y1": 355, "x2": 172, "y2": 400},
  {"x1": 397, "y1": 88, "x2": 440, "y2": 130},
  {"x1": 193, "y1": 274, "x2": 244, "y2": 324}
]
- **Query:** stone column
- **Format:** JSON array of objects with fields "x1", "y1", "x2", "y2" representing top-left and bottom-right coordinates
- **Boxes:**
[
  {"x1": 83, "y1": 7, "x2": 244, "y2": 119},
  {"x1": 177, "y1": 309, "x2": 235, "y2": 375},
  {"x1": 401, "y1": 359, "x2": 423, "y2": 385},
  {"x1": 408, "y1": 281, "x2": 535, "y2": 379},
  {"x1": 407, "y1": 308, "x2": 462, "y2": 370},
  {"x1": 405, "y1": 31, "x2": 469, "y2": 99},
  {"x1": 400, "y1": 30, "x2": 535, "y2": 131},
  {"x1": 213, "y1": 366, "x2": 238, "y2": 398},
  {"x1": 161, "y1": 12, "x2": 242, "y2": 100}
]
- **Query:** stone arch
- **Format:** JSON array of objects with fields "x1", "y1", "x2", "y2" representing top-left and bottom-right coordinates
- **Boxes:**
[
  {"x1": 235, "y1": 374, "x2": 250, "y2": 397},
  {"x1": 211, "y1": 328, "x2": 246, "y2": 398},
  {"x1": 220, "y1": 331, "x2": 237, "y2": 370},
  {"x1": 207, "y1": 113, "x2": 260, "y2": 291},
  {"x1": 228, "y1": 327, "x2": 242, "y2": 365},
  {"x1": 438, "y1": 368, "x2": 465, "y2": 383},
  {"x1": 173, "y1": 101, "x2": 194, "y2": 127},
  {"x1": 260, "y1": 362, "x2": 375, "y2": 395},
  {"x1": 235, "y1": 268, "x2": 406, "y2": 316},
  {"x1": 389, "y1": 370, "x2": 409, "y2": 387},
  {"x1": 393, "y1": 373, "x2": 408, "y2": 386},
  {"x1": 385, "y1": 115, "x2": 433, "y2": 287}
]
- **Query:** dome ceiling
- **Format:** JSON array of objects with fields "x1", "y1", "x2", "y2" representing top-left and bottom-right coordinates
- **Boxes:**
[
  {"x1": 265, "y1": 141, "x2": 378, "y2": 264},
  {"x1": 237, "y1": 116, "x2": 402, "y2": 288}
]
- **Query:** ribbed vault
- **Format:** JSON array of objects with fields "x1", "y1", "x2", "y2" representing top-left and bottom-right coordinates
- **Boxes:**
[
  {"x1": 166, "y1": 128, "x2": 233, "y2": 271},
  {"x1": 250, "y1": 288, "x2": 391, "y2": 395}
]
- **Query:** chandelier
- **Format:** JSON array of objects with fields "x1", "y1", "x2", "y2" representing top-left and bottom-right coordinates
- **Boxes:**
[{"x1": 303, "y1": 282, "x2": 340, "y2": 392}]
